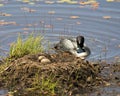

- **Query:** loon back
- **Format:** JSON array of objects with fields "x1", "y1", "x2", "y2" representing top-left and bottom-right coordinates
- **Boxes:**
[{"x1": 54, "y1": 38, "x2": 77, "y2": 51}]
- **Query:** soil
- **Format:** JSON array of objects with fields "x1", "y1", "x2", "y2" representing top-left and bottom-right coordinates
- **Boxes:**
[{"x1": 0, "y1": 52, "x2": 120, "y2": 96}]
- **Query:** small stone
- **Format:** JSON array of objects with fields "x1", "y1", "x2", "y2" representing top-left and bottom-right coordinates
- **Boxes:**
[{"x1": 41, "y1": 58, "x2": 51, "y2": 63}]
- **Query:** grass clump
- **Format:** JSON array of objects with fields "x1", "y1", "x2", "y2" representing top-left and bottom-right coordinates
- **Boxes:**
[
  {"x1": 9, "y1": 33, "x2": 44, "y2": 59},
  {"x1": 31, "y1": 73, "x2": 57, "y2": 95}
]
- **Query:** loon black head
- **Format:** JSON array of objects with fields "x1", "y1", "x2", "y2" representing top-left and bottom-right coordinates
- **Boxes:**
[{"x1": 76, "y1": 35, "x2": 85, "y2": 49}]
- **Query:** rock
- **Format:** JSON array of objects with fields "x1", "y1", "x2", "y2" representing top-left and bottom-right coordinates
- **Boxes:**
[{"x1": 41, "y1": 58, "x2": 51, "y2": 63}]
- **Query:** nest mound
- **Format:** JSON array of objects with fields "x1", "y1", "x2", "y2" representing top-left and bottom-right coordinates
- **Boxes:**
[{"x1": 0, "y1": 52, "x2": 101, "y2": 95}]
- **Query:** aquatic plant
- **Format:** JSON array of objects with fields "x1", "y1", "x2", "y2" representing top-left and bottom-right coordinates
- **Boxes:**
[{"x1": 9, "y1": 33, "x2": 44, "y2": 59}]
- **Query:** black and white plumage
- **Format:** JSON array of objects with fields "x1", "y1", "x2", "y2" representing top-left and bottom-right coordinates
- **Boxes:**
[{"x1": 54, "y1": 36, "x2": 91, "y2": 59}]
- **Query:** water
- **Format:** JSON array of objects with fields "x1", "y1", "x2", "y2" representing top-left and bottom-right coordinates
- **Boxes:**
[
  {"x1": 0, "y1": 89, "x2": 8, "y2": 96},
  {"x1": 0, "y1": 0, "x2": 120, "y2": 61}
]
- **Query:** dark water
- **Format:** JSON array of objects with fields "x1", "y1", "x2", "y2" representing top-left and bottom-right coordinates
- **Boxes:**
[{"x1": 0, "y1": 0, "x2": 120, "y2": 62}]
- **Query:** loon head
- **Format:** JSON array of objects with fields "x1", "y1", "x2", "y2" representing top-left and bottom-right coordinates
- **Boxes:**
[{"x1": 76, "y1": 35, "x2": 85, "y2": 49}]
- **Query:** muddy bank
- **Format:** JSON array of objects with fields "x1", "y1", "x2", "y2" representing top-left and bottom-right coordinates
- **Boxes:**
[{"x1": 0, "y1": 52, "x2": 119, "y2": 96}]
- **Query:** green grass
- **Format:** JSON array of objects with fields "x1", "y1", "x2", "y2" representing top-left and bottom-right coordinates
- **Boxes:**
[
  {"x1": 24, "y1": 72, "x2": 57, "y2": 96},
  {"x1": 9, "y1": 33, "x2": 44, "y2": 59},
  {"x1": 33, "y1": 73, "x2": 57, "y2": 95}
]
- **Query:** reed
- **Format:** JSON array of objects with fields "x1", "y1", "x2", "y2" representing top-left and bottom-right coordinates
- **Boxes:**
[{"x1": 9, "y1": 33, "x2": 44, "y2": 59}]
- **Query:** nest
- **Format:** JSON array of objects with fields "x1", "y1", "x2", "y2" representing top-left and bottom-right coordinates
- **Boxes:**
[{"x1": 0, "y1": 52, "x2": 101, "y2": 95}]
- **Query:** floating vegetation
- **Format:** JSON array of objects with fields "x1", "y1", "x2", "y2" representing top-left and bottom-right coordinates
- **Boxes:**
[
  {"x1": 57, "y1": 0, "x2": 78, "y2": 4},
  {"x1": 79, "y1": 0, "x2": 99, "y2": 9},
  {"x1": 91, "y1": 2, "x2": 99, "y2": 9},
  {"x1": 76, "y1": 21, "x2": 81, "y2": 25},
  {"x1": 0, "y1": 12, "x2": 12, "y2": 16},
  {"x1": 20, "y1": 0, "x2": 36, "y2": 5},
  {"x1": 79, "y1": 0, "x2": 97, "y2": 5},
  {"x1": 21, "y1": 7, "x2": 36, "y2": 13},
  {"x1": 45, "y1": 24, "x2": 53, "y2": 28},
  {"x1": 106, "y1": 0, "x2": 120, "y2": 2},
  {"x1": 103, "y1": 16, "x2": 111, "y2": 19},
  {"x1": 5, "y1": 0, "x2": 100, "y2": 9},
  {"x1": 45, "y1": 1, "x2": 55, "y2": 4},
  {"x1": 22, "y1": 0, "x2": 30, "y2": 3},
  {"x1": 28, "y1": 2, "x2": 35, "y2": 5},
  {"x1": 56, "y1": 17, "x2": 63, "y2": 21},
  {"x1": 0, "y1": 20, "x2": 17, "y2": 26},
  {"x1": 70, "y1": 15, "x2": 80, "y2": 19},
  {"x1": 106, "y1": 0, "x2": 114, "y2": 2},
  {"x1": 22, "y1": 27, "x2": 29, "y2": 31},
  {"x1": 48, "y1": 11, "x2": 55, "y2": 14}
]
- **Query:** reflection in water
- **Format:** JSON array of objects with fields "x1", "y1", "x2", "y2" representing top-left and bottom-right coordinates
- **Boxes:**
[{"x1": 0, "y1": 0, "x2": 120, "y2": 62}]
